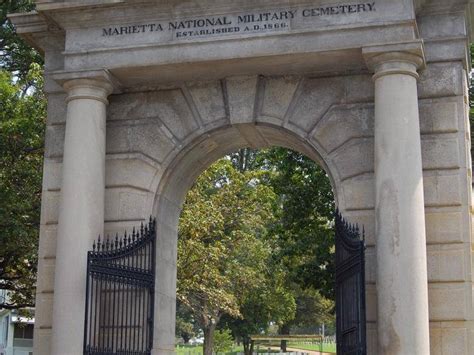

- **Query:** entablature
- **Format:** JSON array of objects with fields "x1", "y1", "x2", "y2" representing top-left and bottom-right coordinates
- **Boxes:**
[{"x1": 8, "y1": 0, "x2": 473, "y2": 88}]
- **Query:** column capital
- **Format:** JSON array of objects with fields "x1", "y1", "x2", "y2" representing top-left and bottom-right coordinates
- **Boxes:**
[
  {"x1": 52, "y1": 69, "x2": 120, "y2": 104},
  {"x1": 362, "y1": 41, "x2": 426, "y2": 81}
]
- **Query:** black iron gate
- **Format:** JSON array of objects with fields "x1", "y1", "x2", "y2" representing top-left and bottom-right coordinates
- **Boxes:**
[
  {"x1": 84, "y1": 218, "x2": 156, "y2": 355},
  {"x1": 335, "y1": 211, "x2": 367, "y2": 355}
]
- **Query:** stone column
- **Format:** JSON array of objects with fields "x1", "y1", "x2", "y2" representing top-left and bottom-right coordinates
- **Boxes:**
[
  {"x1": 51, "y1": 71, "x2": 114, "y2": 355},
  {"x1": 363, "y1": 42, "x2": 430, "y2": 354}
]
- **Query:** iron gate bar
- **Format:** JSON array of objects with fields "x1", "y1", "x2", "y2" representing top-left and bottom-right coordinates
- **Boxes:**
[
  {"x1": 83, "y1": 217, "x2": 156, "y2": 355},
  {"x1": 335, "y1": 210, "x2": 367, "y2": 355}
]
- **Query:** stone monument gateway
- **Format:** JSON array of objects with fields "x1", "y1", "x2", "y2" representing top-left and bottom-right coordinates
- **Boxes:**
[{"x1": 10, "y1": 0, "x2": 474, "y2": 354}]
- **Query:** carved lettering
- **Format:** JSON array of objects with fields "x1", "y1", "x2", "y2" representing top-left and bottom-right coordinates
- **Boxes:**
[
  {"x1": 301, "y1": 2, "x2": 376, "y2": 17},
  {"x1": 101, "y1": 2, "x2": 377, "y2": 39}
]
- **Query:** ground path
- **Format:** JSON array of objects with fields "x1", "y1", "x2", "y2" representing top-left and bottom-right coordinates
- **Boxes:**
[{"x1": 265, "y1": 345, "x2": 334, "y2": 355}]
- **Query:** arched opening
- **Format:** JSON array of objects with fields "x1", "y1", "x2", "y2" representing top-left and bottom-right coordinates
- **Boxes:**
[
  {"x1": 175, "y1": 146, "x2": 336, "y2": 354},
  {"x1": 152, "y1": 123, "x2": 365, "y2": 354}
]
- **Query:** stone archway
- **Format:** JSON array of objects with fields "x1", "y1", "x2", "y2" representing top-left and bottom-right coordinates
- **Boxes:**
[
  {"x1": 11, "y1": 1, "x2": 474, "y2": 354},
  {"x1": 138, "y1": 72, "x2": 380, "y2": 354},
  {"x1": 152, "y1": 122, "x2": 344, "y2": 353},
  {"x1": 152, "y1": 120, "x2": 366, "y2": 353}
]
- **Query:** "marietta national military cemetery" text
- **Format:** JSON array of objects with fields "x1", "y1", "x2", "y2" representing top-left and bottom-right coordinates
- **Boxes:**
[{"x1": 102, "y1": 2, "x2": 376, "y2": 39}]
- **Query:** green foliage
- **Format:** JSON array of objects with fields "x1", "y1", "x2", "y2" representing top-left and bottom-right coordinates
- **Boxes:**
[
  {"x1": 258, "y1": 148, "x2": 335, "y2": 300},
  {"x1": 0, "y1": 0, "x2": 45, "y2": 311},
  {"x1": 1, "y1": 1, "x2": 42, "y2": 83},
  {"x1": 176, "y1": 301, "x2": 199, "y2": 343},
  {"x1": 221, "y1": 268, "x2": 296, "y2": 354},
  {"x1": 213, "y1": 329, "x2": 234, "y2": 354},
  {"x1": 178, "y1": 148, "x2": 336, "y2": 353},
  {"x1": 177, "y1": 158, "x2": 285, "y2": 353},
  {"x1": 287, "y1": 286, "x2": 334, "y2": 331},
  {"x1": 0, "y1": 64, "x2": 46, "y2": 309}
]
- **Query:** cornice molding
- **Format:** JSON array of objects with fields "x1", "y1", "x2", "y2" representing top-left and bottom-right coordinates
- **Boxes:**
[
  {"x1": 52, "y1": 69, "x2": 122, "y2": 94},
  {"x1": 362, "y1": 40, "x2": 426, "y2": 79}
]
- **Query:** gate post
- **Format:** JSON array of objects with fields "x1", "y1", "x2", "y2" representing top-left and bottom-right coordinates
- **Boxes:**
[
  {"x1": 363, "y1": 42, "x2": 430, "y2": 355},
  {"x1": 50, "y1": 70, "x2": 114, "y2": 355}
]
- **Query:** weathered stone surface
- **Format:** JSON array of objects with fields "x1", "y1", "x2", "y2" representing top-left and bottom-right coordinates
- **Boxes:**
[
  {"x1": 430, "y1": 324, "x2": 470, "y2": 355},
  {"x1": 260, "y1": 75, "x2": 300, "y2": 121},
  {"x1": 418, "y1": 62, "x2": 465, "y2": 98},
  {"x1": 340, "y1": 175, "x2": 375, "y2": 210},
  {"x1": 226, "y1": 76, "x2": 258, "y2": 124},
  {"x1": 154, "y1": 293, "x2": 176, "y2": 351},
  {"x1": 107, "y1": 122, "x2": 177, "y2": 164},
  {"x1": 419, "y1": 98, "x2": 460, "y2": 134},
  {"x1": 34, "y1": 292, "x2": 54, "y2": 327},
  {"x1": 330, "y1": 138, "x2": 374, "y2": 180},
  {"x1": 107, "y1": 92, "x2": 146, "y2": 121},
  {"x1": 428, "y1": 283, "x2": 470, "y2": 321},
  {"x1": 42, "y1": 159, "x2": 62, "y2": 192},
  {"x1": 187, "y1": 80, "x2": 227, "y2": 125},
  {"x1": 312, "y1": 104, "x2": 374, "y2": 154},
  {"x1": 40, "y1": 191, "x2": 60, "y2": 225},
  {"x1": 104, "y1": 188, "x2": 153, "y2": 221},
  {"x1": 366, "y1": 322, "x2": 378, "y2": 355},
  {"x1": 38, "y1": 225, "x2": 57, "y2": 259},
  {"x1": 109, "y1": 90, "x2": 199, "y2": 141},
  {"x1": 288, "y1": 77, "x2": 344, "y2": 132},
  {"x1": 424, "y1": 39, "x2": 469, "y2": 63},
  {"x1": 423, "y1": 172, "x2": 462, "y2": 207},
  {"x1": 365, "y1": 285, "x2": 377, "y2": 323},
  {"x1": 36, "y1": 258, "x2": 55, "y2": 292},
  {"x1": 33, "y1": 328, "x2": 52, "y2": 355},
  {"x1": 425, "y1": 210, "x2": 465, "y2": 244},
  {"x1": 418, "y1": 13, "x2": 467, "y2": 40},
  {"x1": 427, "y1": 244, "x2": 467, "y2": 282},
  {"x1": 44, "y1": 125, "x2": 65, "y2": 158},
  {"x1": 421, "y1": 136, "x2": 461, "y2": 170},
  {"x1": 365, "y1": 246, "x2": 376, "y2": 283},
  {"x1": 344, "y1": 75, "x2": 374, "y2": 103},
  {"x1": 146, "y1": 89, "x2": 199, "y2": 141},
  {"x1": 105, "y1": 158, "x2": 161, "y2": 192},
  {"x1": 445, "y1": 325, "x2": 472, "y2": 355},
  {"x1": 46, "y1": 93, "x2": 67, "y2": 125}
]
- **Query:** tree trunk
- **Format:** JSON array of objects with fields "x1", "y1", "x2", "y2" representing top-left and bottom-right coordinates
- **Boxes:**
[
  {"x1": 243, "y1": 337, "x2": 252, "y2": 355},
  {"x1": 203, "y1": 324, "x2": 217, "y2": 355},
  {"x1": 280, "y1": 324, "x2": 290, "y2": 352}
]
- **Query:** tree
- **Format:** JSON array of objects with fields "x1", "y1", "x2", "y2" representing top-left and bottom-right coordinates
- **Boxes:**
[
  {"x1": 177, "y1": 148, "x2": 337, "y2": 354},
  {"x1": 212, "y1": 329, "x2": 234, "y2": 354},
  {"x1": 0, "y1": 64, "x2": 45, "y2": 309},
  {"x1": 176, "y1": 301, "x2": 199, "y2": 344},
  {"x1": 0, "y1": 0, "x2": 44, "y2": 311},
  {"x1": 221, "y1": 270, "x2": 296, "y2": 355},
  {"x1": 177, "y1": 159, "x2": 278, "y2": 355},
  {"x1": 250, "y1": 148, "x2": 335, "y2": 350},
  {"x1": 257, "y1": 148, "x2": 335, "y2": 299},
  {"x1": 282, "y1": 285, "x2": 334, "y2": 333},
  {"x1": 1, "y1": 1, "x2": 42, "y2": 83}
]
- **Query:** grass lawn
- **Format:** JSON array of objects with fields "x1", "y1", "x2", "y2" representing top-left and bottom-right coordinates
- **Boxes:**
[
  {"x1": 288, "y1": 342, "x2": 337, "y2": 353},
  {"x1": 176, "y1": 344, "x2": 281, "y2": 354},
  {"x1": 176, "y1": 344, "x2": 203, "y2": 354},
  {"x1": 176, "y1": 343, "x2": 337, "y2": 354}
]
